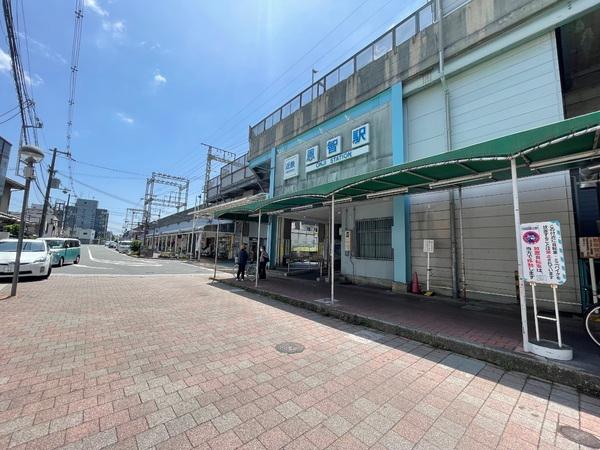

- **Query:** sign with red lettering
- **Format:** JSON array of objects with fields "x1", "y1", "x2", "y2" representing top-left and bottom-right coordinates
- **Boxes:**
[{"x1": 520, "y1": 221, "x2": 566, "y2": 285}]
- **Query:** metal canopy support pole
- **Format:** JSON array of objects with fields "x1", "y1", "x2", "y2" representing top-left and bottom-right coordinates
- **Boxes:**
[
  {"x1": 511, "y1": 158, "x2": 530, "y2": 352},
  {"x1": 213, "y1": 216, "x2": 219, "y2": 281},
  {"x1": 458, "y1": 186, "x2": 467, "y2": 300},
  {"x1": 256, "y1": 210, "x2": 262, "y2": 287},
  {"x1": 331, "y1": 194, "x2": 335, "y2": 304}
]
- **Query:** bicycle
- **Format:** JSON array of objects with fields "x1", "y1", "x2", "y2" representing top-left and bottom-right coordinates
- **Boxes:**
[
  {"x1": 232, "y1": 262, "x2": 256, "y2": 281},
  {"x1": 584, "y1": 303, "x2": 600, "y2": 347}
]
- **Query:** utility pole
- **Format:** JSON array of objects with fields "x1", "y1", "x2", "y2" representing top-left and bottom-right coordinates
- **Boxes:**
[
  {"x1": 60, "y1": 189, "x2": 71, "y2": 237},
  {"x1": 39, "y1": 148, "x2": 70, "y2": 237}
]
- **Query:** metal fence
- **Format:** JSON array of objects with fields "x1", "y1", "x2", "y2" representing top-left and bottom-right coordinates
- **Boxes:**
[
  {"x1": 206, "y1": 154, "x2": 256, "y2": 201},
  {"x1": 250, "y1": 1, "x2": 437, "y2": 138}
]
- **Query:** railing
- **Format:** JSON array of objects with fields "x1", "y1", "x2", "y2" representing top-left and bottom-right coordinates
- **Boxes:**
[
  {"x1": 250, "y1": 1, "x2": 436, "y2": 138},
  {"x1": 206, "y1": 154, "x2": 257, "y2": 201}
]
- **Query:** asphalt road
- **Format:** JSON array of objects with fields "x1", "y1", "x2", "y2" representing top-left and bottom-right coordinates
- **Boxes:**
[{"x1": 53, "y1": 244, "x2": 212, "y2": 276}]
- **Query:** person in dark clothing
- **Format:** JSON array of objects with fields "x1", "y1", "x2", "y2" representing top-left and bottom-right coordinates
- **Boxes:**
[
  {"x1": 237, "y1": 245, "x2": 248, "y2": 281},
  {"x1": 258, "y1": 245, "x2": 269, "y2": 279}
]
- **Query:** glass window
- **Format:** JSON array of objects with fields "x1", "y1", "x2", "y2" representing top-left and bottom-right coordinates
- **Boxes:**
[
  {"x1": 356, "y1": 46, "x2": 373, "y2": 70},
  {"x1": 339, "y1": 59, "x2": 354, "y2": 81},
  {"x1": 46, "y1": 240, "x2": 63, "y2": 249},
  {"x1": 355, "y1": 218, "x2": 393, "y2": 260},
  {"x1": 419, "y1": 4, "x2": 434, "y2": 30},
  {"x1": 395, "y1": 15, "x2": 416, "y2": 45},
  {"x1": 325, "y1": 70, "x2": 339, "y2": 90},
  {"x1": 373, "y1": 32, "x2": 392, "y2": 60},
  {"x1": 265, "y1": 114, "x2": 273, "y2": 129},
  {"x1": 0, "y1": 241, "x2": 46, "y2": 252}
]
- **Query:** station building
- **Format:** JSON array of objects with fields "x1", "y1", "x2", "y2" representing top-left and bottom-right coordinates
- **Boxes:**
[{"x1": 238, "y1": 0, "x2": 600, "y2": 313}]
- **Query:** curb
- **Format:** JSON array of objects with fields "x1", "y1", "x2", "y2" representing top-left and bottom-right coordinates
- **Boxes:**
[{"x1": 219, "y1": 279, "x2": 600, "y2": 397}]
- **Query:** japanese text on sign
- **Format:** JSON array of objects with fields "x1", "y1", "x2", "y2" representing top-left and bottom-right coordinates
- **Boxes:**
[{"x1": 520, "y1": 221, "x2": 566, "y2": 285}]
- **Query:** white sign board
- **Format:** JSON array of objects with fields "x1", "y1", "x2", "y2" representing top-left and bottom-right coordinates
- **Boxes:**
[
  {"x1": 351, "y1": 123, "x2": 369, "y2": 148},
  {"x1": 520, "y1": 221, "x2": 566, "y2": 285},
  {"x1": 305, "y1": 145, "x2": 318, "y2": 166},
  {"x1": 305, "y1": 145, "x2": 369, "y2": 174},
  {"x1": 283, "y1": 154, "x2": 299, "y2": 180},
  {"x1": 326, "y1": 136, "x2": 342, "y2": 157},
  {"x1": 423, "y1": 239, "x2": 434, "y2": 253},
  {"x1": 344, "y1": 230, "x2": 351, "y2": 252}
]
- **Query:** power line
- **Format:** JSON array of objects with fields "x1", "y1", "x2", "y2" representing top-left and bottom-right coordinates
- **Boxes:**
[
  {"x1": 61, "y1": 172, "x2": 140, "y2": 207},
  {"x1": 60, "y1": 155, "x2": 147, "y2": 176},
  {"x1": 0, "y1": 109, "x2": 21, "y2": 125},
  {"x1": 2, "y1": 0, "x2": 41, "y2": 146},
  {"x1": 202, "y1": 0, "x2": 375, "y2": 145},
  {"x1": 0, "y1": 104, "x2": 20, "y2": 117},
  {"x1": 65, "y1": 0, "x2": 84, "y2": 196},
  {"x1": 215, "y1": 0, "x2": 405, "y2": 149}
]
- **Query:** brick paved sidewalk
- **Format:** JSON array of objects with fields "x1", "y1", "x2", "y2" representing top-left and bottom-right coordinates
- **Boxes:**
[
  {"x1": 218, "y1": 272, "x2": 600, "y2": 378},
  {"x1": 0, "y1": 275, "x2": 598, "y2": 449}
]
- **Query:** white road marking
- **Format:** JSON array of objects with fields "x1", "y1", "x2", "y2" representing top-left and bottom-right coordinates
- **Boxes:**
[
  {"x1": 53, "y1": 273, "x2": 211, "y2": 278},
  {"x1": 87, "y1": 247, "x2": 163, "y2": 267},
  {"x1": 70, "y1": 264, "x2": 110, "y2": 269}
]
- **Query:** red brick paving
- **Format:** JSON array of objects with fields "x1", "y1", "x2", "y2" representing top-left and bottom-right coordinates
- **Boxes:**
[
  {"x1": 0, "y1": 274, "x2": 597, "y2": 449},
  {"x1": 221, "y1": 273, "x2": 600, "y2": 375}
]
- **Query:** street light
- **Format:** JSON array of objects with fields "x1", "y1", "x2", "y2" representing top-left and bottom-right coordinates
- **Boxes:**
[
  {"x1": 11, "y1": 145, "x2": 44, "y2": 297},
  {"x1": 60, "y1": 188, "x2": 71, "y2": 237}
]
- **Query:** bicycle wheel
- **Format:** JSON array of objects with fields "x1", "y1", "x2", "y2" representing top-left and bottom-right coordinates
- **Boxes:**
[{"x1": 584, "y1": 304, "x2": 600, "y2": 347}]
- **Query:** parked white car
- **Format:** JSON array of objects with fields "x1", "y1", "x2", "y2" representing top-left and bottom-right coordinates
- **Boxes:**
[
  {"x1": 117, "y1": 241, "x2": 132, "y2": 253},
  {"x1": 0, "y1": 239, "x2": 52, "y2": 279}
]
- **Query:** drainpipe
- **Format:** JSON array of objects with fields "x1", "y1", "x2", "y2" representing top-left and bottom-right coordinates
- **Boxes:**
[{"x1": 435, "y1": 0, "x2": 459, "y2": 298}]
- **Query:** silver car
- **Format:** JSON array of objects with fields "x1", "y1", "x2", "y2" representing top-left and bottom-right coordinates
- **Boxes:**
[{"x1": 0, "y1": 239, "x2": 52, "y2": 279}]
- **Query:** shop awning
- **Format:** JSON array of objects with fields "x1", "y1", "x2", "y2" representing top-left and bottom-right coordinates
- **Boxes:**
[
  {"x1": 191, "y1": 193, "x2": 267, "y2": 220},
  {"x1": 217, "y1": 110, "x2": 600, "y2": 217}
]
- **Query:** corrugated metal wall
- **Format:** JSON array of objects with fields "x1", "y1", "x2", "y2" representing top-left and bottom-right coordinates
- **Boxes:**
[{"x1": 406, "y1": 33, "x2": 580, "y2": 309}]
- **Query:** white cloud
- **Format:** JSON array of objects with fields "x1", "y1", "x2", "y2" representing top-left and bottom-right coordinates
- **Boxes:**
[
  {"x1": 153, "y1": 70, "x2": 167, "y2": 86},
  {"x1": 17, "y1": 32, "x2": 67, "y2": 65},
  {"x1": 0, "y1": 48, "x2": 11, "y2": 73},
  {"x1": 116, "y1": 112, "x2": 134, "y2": 124},
  {"x1": 84, "y1": 0, "x2": 108, "y2": 17},
  {"x1": 102, "y1": 20, "x2": 126, "y2": 38},
  {"x1": 85, "y1": 0, "x2": 126, "y2": 44},
  {"x1": 0, "y1": 47, "x2": 43, "y2": 87},
  {"x1": 25, "y1": 73, "x2": 43, "y2": 87}
]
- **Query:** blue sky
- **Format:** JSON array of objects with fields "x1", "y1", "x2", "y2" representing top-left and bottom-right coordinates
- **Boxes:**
[{"x1": 0, "y1": 0, "x2": 422, "y2": 232}]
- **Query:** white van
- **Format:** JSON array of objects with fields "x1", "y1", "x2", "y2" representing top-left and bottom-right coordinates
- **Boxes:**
[{"x1": 117, "y1": 241, "x2": 132, "y2": 253}]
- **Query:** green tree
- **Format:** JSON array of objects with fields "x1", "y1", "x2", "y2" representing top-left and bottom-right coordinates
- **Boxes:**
[
  {"x1": 4, "y1": 223, "x2": 19, "y2": 237},
  {"x1": 130, "y1": 240, "x2": 142, "y2": 255}
]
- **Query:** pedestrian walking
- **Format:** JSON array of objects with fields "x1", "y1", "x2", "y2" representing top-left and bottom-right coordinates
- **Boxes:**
[
  {"x1": 237, "y1": 245, "x2": 248, "y2": 281},
  {"x1": 258, "y1": 245, "x2": 269, "y2": 279}
]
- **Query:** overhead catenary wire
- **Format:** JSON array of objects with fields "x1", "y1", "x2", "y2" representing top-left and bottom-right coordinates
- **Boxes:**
[
  {"x1": 64, "y1": 0, "x2": 84, "y2": 196},
  {"x1": 216, "y1": 0, "x2": 411, "y2": 150},
  {"x1": 202, "y1": 0, "x2": 376, "y2": 145},
  {"x1": 159, "y1": 0, "x2": 378, "y2": 177},
  {"x1": 59, "y1": 171, "x2": 140, "y2": 207}
]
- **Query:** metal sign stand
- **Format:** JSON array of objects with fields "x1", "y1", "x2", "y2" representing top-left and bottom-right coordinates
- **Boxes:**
[
  {"x1": 590, "y1": 257, "x2": 598, "y2": 304},
  {"x1": 529, "y1": 282, "x2": 572, "y2": 360},
  {"x1": 423, "y1": 239, "x2": 434, "y2": 296}
]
